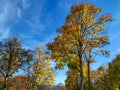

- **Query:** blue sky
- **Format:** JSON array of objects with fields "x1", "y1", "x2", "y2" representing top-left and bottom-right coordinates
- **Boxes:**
[{"x1": 0, "y1": 0, "x2": 120, "y2": 85}]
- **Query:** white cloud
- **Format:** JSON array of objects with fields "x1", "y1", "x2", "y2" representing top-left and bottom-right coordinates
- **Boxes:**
[
  {"x1": 0, "y1": 0, "x2": 20, "y2": 39},
  {"x1": 0, "y1": 0, "x2": 32, "y2": 40},
  {"x1": 0, "y1": 0, "x2": 57, "y2": 50}
]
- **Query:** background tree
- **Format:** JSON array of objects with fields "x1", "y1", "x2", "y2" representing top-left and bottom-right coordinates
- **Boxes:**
[
  {"x1": 106, "y1": 54, "x2": 120, "y2": 90},
  {"x1": 47, "y1": 3, "x2": 111, "y2": 90},
  {"x1": 31, "y1": 46, "x2": 55, "y2": 89},
  {"x1": 91, "y1": 57, "x2": 120, "y2": 90},
  {"x1": 91, "y1": 65, "x2": 109, "y2": 90},
  {"x1": 8, "y1": 75, "x2": 28, "y2": 90},
  {"x1": 0, "y1": 36, "x2": 33, "y2": 90},
  {"x1": 56, "y1": 83, "x2": 66, "y2": 90}
]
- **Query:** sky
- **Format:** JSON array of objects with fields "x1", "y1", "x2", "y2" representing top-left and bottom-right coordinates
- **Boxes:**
[{"x1": 0, "y1": 0, "x2": 120, "y2": 85}]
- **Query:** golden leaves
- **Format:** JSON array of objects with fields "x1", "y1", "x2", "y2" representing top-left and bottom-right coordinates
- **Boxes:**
[
  {"x1": 47, "y1": 3, "x2": 111, "y2": 71},
  {"x1": 67, "y1": 3, "x2": 101, "y2": 24},
  {"x1": 33, "y1": 46, "x2": 55, "y2": 86}
]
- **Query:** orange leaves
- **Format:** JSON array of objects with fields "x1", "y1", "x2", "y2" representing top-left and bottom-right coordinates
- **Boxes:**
[
  {"x1": 67, "y1": 4, "x2": 101, "y2": 24},
  {"x1": 99, "y1": 14, "x2": 112, "y2": 24},
  {"x1": 71, "y1": 4, "x2": 100, "y2": 15}
]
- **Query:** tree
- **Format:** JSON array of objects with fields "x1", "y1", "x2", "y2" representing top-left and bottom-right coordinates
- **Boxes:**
[
  {"x1": 92, "y1": 65, "x2": 109, "y2": 90},
  {"x1": 107, "y1": 54, "x2": 120, "y2": 90},
  {"x1": 8, "y1": 75, "x2": 28, "y2": 90},
  {"x1": 47, "y1": 3, "x2": 112, "y2": 90},
  {"x1": 0, "y1": 36, "x2": 33, "y2": 90},
  {"x1": 31, "y1": 46, "x2": 55, "y2": 89},
  {"x1": 56, "y1": 83, "x2": 66, "y2": 90}
]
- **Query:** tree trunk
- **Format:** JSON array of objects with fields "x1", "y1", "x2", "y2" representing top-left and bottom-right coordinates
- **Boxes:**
[
  {"x1": 87, "y1": 61, "x2": 91, "y2": 90},
  {"x1": 79, "y1": 52, "x2": 84, "y2": 90},
  {"x1": 2, "y1": 78, "x2": 7, "y2": 90},
  {"x1": 80, "y1": 70, "x2": 84, "y2": 90},
  {"x1": 77, "y1": 45, "x2": 84, "y2": 90}
]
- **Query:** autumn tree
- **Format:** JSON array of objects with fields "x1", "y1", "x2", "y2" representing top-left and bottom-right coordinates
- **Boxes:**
[
  {"x1": 56, "y1": 83, "x2": 66, "y2": 90},
  {"x1": 107, "y1": 54, "x2": 120, "y2": 90},
  {"x1": 23, "y1": 50, "x2": 34, "y2": 90},
  {"x1": 8, "y1": 75, "x2": 28, "y2": 90},
  {"x1": 0, "y1": 36, "x2": 33, "y2": 90},
  {"x1": 31, "y1": 46, "x2": 55, "y2": 89},
  {"x1": 47, "y1": 3, "x2": 112, "y2": 90},
  {"x1": 91, "y1": 55, "x2": 120, "y2": 90},
  {"x1": 91, "y1": 65, "x2": 109, "y2": 90}
]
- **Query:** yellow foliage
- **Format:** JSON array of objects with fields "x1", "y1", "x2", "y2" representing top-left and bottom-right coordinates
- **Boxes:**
[{"x1": 33, "y1": 46, "x2": 55, "y2": 86}]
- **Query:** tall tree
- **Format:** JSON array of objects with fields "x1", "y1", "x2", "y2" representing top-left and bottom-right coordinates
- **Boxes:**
[
  {"x1": 47, "y1": 3, "x2": 112, "y2": 90},
  {"x1": 31, "y1": 46, "x2": 55, "y2": 89},
  {"x1": 0, "y1": 36, "x2": 33, "y2": 90}
]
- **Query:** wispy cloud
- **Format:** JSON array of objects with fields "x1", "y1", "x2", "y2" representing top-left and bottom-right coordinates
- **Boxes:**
[
  {"x1": 0, "y1": 0, "x2": 48, "y2": 43},
  {"x1": 0, "y1": 0, "x2": 25, "y2": 39},
  {"x1": 0, "y1": 1, "x2": 13, "y2": 39},
  {"x1": 16, "y1": 0, "x2": 48, "y2": 35}
]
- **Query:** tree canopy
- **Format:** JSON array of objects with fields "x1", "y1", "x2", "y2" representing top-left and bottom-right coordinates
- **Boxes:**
[{"x1": 47, "y1": 3, "x2": 112, "y2": 90}]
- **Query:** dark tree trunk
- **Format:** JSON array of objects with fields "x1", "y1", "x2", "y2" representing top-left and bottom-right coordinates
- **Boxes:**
[
  {"x1": 2, "y1": 78, "x2": 7, "y2": 90},
  {"x1": 80, "y1": 70, "x2": 84, "y2": 90},
  {"x1": 78, "y1": 50, "x2": 84, "y2": 90},
  {"x1": 87, "y1": 61, "x2": 91, "y2": 90}
]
